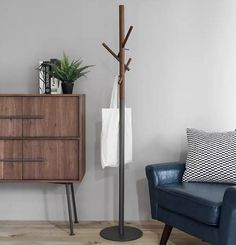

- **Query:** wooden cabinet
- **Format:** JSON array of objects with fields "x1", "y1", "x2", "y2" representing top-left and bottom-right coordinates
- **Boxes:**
[{"x1": 0, "y1": 95, "x2": 85, "y2": 182}]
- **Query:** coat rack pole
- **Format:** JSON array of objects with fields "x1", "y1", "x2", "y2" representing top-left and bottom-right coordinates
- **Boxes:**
[
  {"x1": 100, "y1": 5, "x2": 143, "y2": 242},
  {"x1": 118, "y1": 4, "x2": 125, "y2": 236}
]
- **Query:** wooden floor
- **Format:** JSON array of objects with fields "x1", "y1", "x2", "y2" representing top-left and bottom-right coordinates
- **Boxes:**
[{"x1": 0, "y1": 221, "x2": 210, "y2": 245}]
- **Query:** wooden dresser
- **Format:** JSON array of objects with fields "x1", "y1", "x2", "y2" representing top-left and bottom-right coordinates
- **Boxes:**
[
  {"x1": 0, "y1": 94, "x2": 85, "y2": 235},
  {"x1": 0, "y1": 94, "x2": 85, "y2": 182}
]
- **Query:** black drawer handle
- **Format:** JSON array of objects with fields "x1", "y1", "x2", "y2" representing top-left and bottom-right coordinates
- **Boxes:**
[
  {"x1": 23, "y1": 158, "x2": 45, "y2": 163},
  {"x1": 22, "y1": 115, "x2": 45, "y2": 119},
  {"x1": 0, "y1": 115, "x2": 45, "y2": 119},
  {"x1": 0, "y1": 158, "x2": 22, "y2": 162},
  {"x1": 0, "y1": 115, "x2": 23, "y2": 119},
  {"x1": 0, "y1": 158, "x2": 45, "y2": 163}
]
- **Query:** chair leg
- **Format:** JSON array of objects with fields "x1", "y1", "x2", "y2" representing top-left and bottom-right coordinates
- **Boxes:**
[{"x1": 160, "y1": 224, "x2": 173, "y2": 245}]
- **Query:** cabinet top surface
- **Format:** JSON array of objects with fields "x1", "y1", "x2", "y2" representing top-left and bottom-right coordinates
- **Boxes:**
[{"x1": 0, "y1": 94, "x2": 84, "y2": 97}]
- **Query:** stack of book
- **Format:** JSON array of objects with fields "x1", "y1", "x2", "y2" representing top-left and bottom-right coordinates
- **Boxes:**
[{"x1": 39, "y1": 59, "x2": 62, "y2": 94}]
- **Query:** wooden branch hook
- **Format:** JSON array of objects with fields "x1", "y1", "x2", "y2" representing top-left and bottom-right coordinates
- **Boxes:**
[
  {"x1": 102, "y1": 42, "x2": 131, "y2": 71},
  {"x1": 117, "y1": 26, "x2": 133, "y2": 57},
  {"x1": 118, "y1": 58, "x2": 132, "y2": 85},
  {"x1": 118, "y1": 76, "x2": 123, "y2": 85},
  {"x1": 126, "y1": 58, "x2": 132, "y2": 69},
  {"x1": 122, "y1": 26, "x2": 133, "y2": 48},
  {"x1": 102, "y1": 43, "x2": 119, "y2": 61}
]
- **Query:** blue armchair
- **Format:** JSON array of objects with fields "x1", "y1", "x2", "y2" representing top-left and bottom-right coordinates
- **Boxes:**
[{"x1": 146, "y1": 162, "x2": 236, "y2": 245}]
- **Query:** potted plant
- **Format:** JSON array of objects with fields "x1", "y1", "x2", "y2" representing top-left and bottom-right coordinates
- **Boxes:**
[{"x1": 48, "y1": 53, "x2": 93, "y2": 94}]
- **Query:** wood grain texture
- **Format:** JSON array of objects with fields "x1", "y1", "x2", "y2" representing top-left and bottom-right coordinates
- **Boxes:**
[
  {"x1": 0, "y1": 140, "x2": 22, "y2": 180},
  {"x1": 0, "y1": 221, "x2": 210, "y2": 245},
  {"x1": 23, "y1": 140, "x2": 79, "y2": 180},
  {"x1": 0, "y1": 94, "x2": 84, "y2": 97},
  {"x1": 0, "y1": 95, "x2": 85, "y2": 182},
  {"x1": 23, "y1": 97, "x2": 79, "y2": 137},
  {"x1": 0, "y1": 97, "x2": 22, "y2": 137},
  {"x1": 78, "y1": 95, "x2": 85, "y2": 180},
  {"x1": 0, "y1": 137, "x2": 80, "y2": 140}
]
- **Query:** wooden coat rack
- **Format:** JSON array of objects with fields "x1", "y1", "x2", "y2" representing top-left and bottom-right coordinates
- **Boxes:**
[{"x1": 100, "y1": 5, "x2": 143, "y2": 242}]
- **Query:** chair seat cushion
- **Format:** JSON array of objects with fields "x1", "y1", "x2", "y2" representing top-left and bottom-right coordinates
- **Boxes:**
[{"x1": 157, "y1": 182, "x2": 234, "y2": 226}]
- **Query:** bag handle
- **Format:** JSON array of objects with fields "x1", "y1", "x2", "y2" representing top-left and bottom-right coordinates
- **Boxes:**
[{"x1": 109, "y1": 75, "x2": 119, "y2": 108}]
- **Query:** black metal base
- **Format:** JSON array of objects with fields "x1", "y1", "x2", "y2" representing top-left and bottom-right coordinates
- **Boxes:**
[{"x1": 100, "y1": 226, "x2": 143, "y2": 241}]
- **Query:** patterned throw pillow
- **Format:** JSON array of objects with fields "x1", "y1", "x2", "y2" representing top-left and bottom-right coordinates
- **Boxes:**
[{"x1": 183, "y1": 128, "x2": 236, "y2": 183}]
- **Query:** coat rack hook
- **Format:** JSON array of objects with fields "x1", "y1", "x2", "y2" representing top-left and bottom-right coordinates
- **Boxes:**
[
  {"x1": 126, "y1": 58, "x2": 132, "y2": 69},
  {"x1": 124, "y1": 58, "x2": 132, "y2": 72},
  {"x1": 102, "y1": 43, "x2": 119, "y2": 61},
  {"x1": 102, "y1": 42, "x2": 130, "y2": 71},
  {"x1": 125, "y1": 64, "x2": 130, "y2": 71},
  {"x1": 122, "y1": 26, "x2": 133, "y2": 48},
  {"x1": 118, "y1": 76, "x2": 123, "y2": 85}
]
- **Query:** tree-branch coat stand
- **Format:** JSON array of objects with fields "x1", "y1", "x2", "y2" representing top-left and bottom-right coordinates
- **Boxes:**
[{"x1": 100, "y1": 5, "x2": 143, "y2": 242}]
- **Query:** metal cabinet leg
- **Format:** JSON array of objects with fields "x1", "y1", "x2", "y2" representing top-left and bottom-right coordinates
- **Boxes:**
[
  {"x1": 65, "y1": 183, "x2": 75, "y2": 235},
  {"x1": 70, "y1": 183, "x2": 79, "y2": 223}
]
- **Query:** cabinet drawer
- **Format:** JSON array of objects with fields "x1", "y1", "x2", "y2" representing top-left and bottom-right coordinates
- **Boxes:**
[
  {"x1": 0, "y1": 97, "x2": 22, "y2": 137},
  {"x1": 0, "y1": 140, "x2": 22, "y2": 180},
  {"x1": 23, "y1": 97, "x2": 79, "y2": 137},
  {"x1": 23, "y1": 140, "x2": 79, "y2": 180}
]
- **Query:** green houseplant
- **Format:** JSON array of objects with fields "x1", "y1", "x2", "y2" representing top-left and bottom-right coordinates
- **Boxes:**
[{"x1": 48, "y1": 53, "x2": 93, "y2": 94}]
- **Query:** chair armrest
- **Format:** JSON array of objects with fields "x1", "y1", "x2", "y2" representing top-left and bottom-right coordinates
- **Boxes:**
[
  {"x1": 219, "y1": 187, "x2": 236, "y2": 245},
  {"x1": 145, "y1": 162, "x2": 186, "y2": 188},
  {"x1": 145, "y1": 162, "x2": 185, "y2": 219}
]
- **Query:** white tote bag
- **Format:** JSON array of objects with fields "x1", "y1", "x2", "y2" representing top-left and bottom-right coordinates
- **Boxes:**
[{"x1": 101, "y1": 76, "x2": 132, "y2": 168}]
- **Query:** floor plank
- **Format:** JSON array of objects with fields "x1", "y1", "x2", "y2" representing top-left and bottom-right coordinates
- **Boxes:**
[{"x1": 0, "y1": 221, "x2": 210, "y2": 245}]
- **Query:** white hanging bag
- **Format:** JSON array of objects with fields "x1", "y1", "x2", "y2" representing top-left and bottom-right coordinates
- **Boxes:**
[{"x1": 101, "y1": 76, "x2": 133, "y2": 168}]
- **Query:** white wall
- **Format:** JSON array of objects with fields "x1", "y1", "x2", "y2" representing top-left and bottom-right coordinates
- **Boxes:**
[{"x1": 0, "y1": 0, "x2": 236, "y2": 221}]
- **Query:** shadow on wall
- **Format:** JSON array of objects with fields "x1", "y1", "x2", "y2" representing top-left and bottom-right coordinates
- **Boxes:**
[
  {"x1": 42, "y1": 184, "x2": 68, "y2": 221},
  {"x1": 136, "y1": 178, "x2": 151, "y2": 220},
  {"x1": 0, "y1": 183, "x2": 67, "y2": 220}
]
